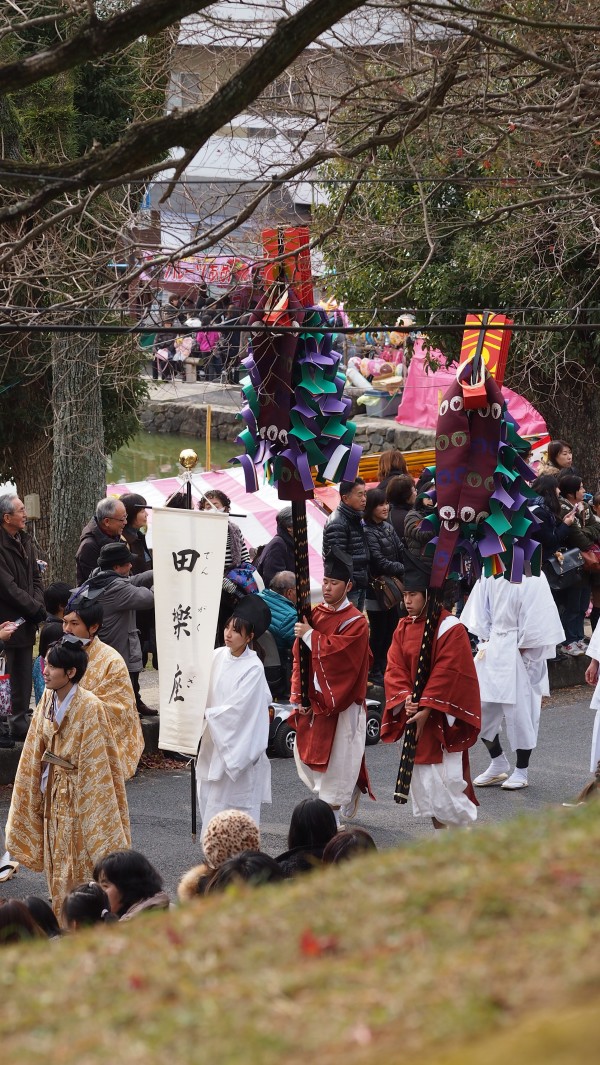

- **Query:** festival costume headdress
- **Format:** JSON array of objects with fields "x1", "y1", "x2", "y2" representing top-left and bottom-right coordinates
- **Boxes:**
[
  {"x1": 231, "y1": 595, "x2": 271, "y2": 639},
  {"x1": 323, "y1": 546, "x2": 353, "y2": 583},
  {"x1": 394, "y1": 312, "x2": 542, "y2": 804}
]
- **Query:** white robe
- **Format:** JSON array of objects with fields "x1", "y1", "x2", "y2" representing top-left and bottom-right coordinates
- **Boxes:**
[
  {"x1": 196, "y1": 646, "x2": 272, "y2": 839},
  {"x1": 585, "y1": 624, "x2": 600, "y2": 772},
  {"x1": 410, "y1": 616, "x2": 477, "y2": 826},
  {"x1": 460, "y1": 573, "x2": 564, "y2": 752}
]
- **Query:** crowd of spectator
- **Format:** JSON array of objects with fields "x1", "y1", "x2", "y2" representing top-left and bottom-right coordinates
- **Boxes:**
[{"x1": 0, "y1": 802, "x2": 376, "y2": 945}]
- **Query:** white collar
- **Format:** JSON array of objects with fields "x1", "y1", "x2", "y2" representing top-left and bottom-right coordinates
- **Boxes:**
[
  {"x1": 52, "y1": 683, "x2": 78, "y2": 726},
  {"x1": 323, "y1": 596, "x2": 351, "y2": 613}
]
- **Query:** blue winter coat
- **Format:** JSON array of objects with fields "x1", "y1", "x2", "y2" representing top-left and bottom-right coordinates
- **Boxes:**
[{"x1": 257, "y1": 588, "x2": 297, "y2": 652}]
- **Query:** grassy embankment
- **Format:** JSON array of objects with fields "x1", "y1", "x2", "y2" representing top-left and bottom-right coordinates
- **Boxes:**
[{"x1": 1, "y1": 803, "x2": 598, "y2": 1063}]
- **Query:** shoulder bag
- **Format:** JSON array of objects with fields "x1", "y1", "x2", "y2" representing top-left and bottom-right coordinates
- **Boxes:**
[
  {"x1": 545, "y1": 548, "x2": 584, "y2": 591},
  {"x1": 370, "y1": 574, "x2": 404, "y2": 611},
  {"x1": 581, "y1": 543, "x2": 600, "y2": 574}
]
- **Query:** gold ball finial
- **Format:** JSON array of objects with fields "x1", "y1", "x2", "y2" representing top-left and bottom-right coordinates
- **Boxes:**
[{"x1": 179, "y1": 448, "x2": 198, "y2": 470}]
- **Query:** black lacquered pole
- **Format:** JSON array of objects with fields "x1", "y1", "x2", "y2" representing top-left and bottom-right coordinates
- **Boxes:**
[{"x1": 291, "y1": 499, "x2": 312, "y2": 709}]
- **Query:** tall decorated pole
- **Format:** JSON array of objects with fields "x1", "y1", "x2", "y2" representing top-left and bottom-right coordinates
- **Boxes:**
[
  {"x1": 394, "y1": 311, "x2": 543, "y2": 803},
  {"x1": 233, "y1": 226, "x2": 361, "y2": 705}
]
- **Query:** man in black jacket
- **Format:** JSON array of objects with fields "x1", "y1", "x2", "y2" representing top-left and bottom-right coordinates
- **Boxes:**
[
  {"x1": 76, "y1": 497, "x2": 127, "y2": 585},
  {"x1": 0, "y1": 495, "x2": 45, "y2": 741},
  {"x1": 322, "y1": 478, "x2": 369, "y2": 611}
]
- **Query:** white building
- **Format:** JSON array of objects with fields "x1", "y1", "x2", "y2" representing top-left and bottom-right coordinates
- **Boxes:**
[{"x1": 147, "y1": 1, "x2": 412, "y2": 259}]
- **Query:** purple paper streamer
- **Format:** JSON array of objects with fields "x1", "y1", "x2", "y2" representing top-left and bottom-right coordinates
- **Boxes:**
[{"x1": 344, "y1": 442, "x2": 362, "y2": 483}]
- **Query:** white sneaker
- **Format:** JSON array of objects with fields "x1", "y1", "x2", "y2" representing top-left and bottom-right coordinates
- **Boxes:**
[
  {"x1": 564, "y1": 642, "x2": 585, "y2": 656},
  {"x1": 340, "y1": 785, "x2": 361, "y2": 821},
  {"x1": 474, "y1": 759, "x2": 510, "y2": 787},
  {"x1": 501, "y1": 769, "x2": 529, "y2": 790},
  {"x1": 577, "y1": 640, "x2": 589, "y2": 653}
]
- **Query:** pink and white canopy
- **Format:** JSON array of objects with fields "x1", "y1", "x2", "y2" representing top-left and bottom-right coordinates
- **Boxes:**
[{"x1": 107, "y1": 465, "x2": 328, "y2": 586}]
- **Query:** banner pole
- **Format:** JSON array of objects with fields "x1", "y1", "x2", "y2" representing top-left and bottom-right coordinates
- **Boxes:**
[{"x1": 178, "y1": 448, "x2": 198, "y2": 840}]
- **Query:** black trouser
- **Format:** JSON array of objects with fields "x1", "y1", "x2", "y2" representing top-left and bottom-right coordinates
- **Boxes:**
[
  {"x1": 4, "y1": 644, "x2": 34, "y2": 737},
  {"x1": 367, "y1": 608, "x2": 400, "y2": 678},
  {"x1": 482, "y1": 734, "x2": 532, "y2": 769},
  {"x1": 129, "y1": 671, "x2": 142, "y2": 711}
]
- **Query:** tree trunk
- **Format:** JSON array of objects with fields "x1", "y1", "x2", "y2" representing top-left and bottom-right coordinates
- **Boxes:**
[
  {"x1": 49, "y1": 331, "x2": 106, "y2": 584},
  {"x1": 524, "y1": 363, "x2": 600, "y2": 493},
  {"x1": 10, "y1": 429, "x2": 53, "y2": 564}
]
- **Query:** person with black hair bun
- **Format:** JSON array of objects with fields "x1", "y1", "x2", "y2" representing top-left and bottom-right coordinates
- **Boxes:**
[
  {"x1": 6, "y1": 638, "x2": 130, "y2": 914},
  {"x1": 93, "y1": 850, "x2": 169, "y2": 921},
  {"x1": 196, "y1": 596, "x2": 272, "y2": 839},
  {"x1": 61, "y1": 881, "x2": 116, "y2": 930}
]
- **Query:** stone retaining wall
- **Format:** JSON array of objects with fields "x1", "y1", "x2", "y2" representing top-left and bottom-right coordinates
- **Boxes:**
[
  {"x1": 139, "y1": 399, "x2": 436, "y2": 453},
  {"x1": 357, "y1": 422, "x2": 435, "y2": 453},
  {"x1": 139, "y1": 403, "x2": 240, "y2": 441}
]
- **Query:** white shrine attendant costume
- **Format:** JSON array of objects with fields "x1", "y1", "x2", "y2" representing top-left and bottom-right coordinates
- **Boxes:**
[
  {"x1": 197, "y1": 597, "x2": 272, "y2": 839},
  {"x1": 460, "y1": 572, "x2": 564, "y2": 788},
  {"x1": 585, "y1": 622, "x2": 600, "y2": 772}
]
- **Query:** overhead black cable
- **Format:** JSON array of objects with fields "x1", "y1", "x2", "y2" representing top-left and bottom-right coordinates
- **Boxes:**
[{"x1": 0, "y1": 322, "x2": 597, "y2": 335}]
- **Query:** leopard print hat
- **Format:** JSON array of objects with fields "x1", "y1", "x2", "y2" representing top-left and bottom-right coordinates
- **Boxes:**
[{"x1": 202, "y1": 809, "x2": 261, "y2": 869}]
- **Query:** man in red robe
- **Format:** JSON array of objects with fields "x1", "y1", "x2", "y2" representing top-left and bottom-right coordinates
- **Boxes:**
[
  {"x1": 292, "y1": 547, "x2": 373, "y2": 823},
  {"x1": 382, "y1": 563, "x2": 481, "y2": 829}
]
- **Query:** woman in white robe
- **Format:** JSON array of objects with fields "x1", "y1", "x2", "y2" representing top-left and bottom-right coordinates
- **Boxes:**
[
  {"x1": 461, "y1": 572, "x2": 564, "y2": 790},
  {"x1": 584, "y1": 625, "x2": 600, "y2": 772},
  {"x1": 197, "y1": 596, "x2": 272, "y2": 839}
]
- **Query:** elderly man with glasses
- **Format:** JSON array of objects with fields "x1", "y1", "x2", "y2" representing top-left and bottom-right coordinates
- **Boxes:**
[
  {"x1": 0, "y1": 494, "x2": 46, "y2": 743},
  {"x1": 75, "y1": 497, "x2": 127, "y2": 585}
]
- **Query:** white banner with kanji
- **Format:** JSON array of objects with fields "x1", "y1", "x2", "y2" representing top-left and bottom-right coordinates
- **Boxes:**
[{"x1": 153, "y1": 507, "x2": 228, "y2": 755}]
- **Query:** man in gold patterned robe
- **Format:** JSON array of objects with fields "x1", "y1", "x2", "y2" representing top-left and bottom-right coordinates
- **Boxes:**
[
  {"x1": 63, "y1": 597, "x2": 143, "y2": 779},
  {"x1": 6, "y1": 638, "x2": 130, "y2": 913}
]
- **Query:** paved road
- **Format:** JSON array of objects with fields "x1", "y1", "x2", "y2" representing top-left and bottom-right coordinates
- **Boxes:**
[{"x1": 0, "y1": 684, "x2": 593, "y2": 904}]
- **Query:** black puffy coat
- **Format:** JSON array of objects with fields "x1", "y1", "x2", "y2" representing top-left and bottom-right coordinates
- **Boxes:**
[
  {"x1": 528, "y1": 498, "x2": 571, "y2": 563},
  {"x1": 364, "y1": 519, "x2": 404, "y2": 580},
  {"x1": 322, "y1": 502, "x2": 369, "y2": 590}
]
